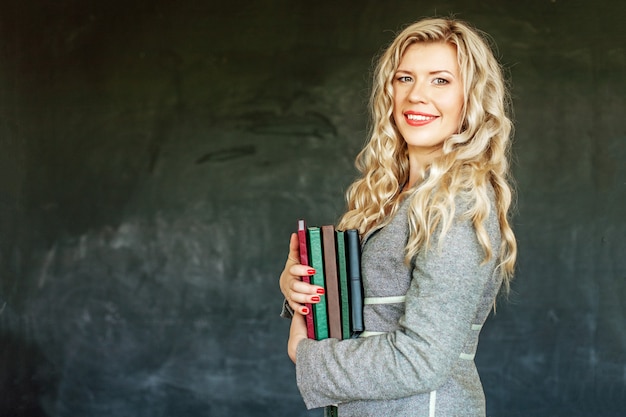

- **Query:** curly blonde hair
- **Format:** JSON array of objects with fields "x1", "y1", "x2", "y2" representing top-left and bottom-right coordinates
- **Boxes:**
[{"x1": 337, "y1": 18, "x2": 517, "y2": 289}]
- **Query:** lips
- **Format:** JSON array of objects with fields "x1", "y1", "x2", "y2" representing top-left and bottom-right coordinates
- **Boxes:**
[{"x1": 404, "y1": 111, "x2": 438, "y2": 127}]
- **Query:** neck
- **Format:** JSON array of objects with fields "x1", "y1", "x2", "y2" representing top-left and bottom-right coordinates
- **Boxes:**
[{"x1": 405, "y1": 147, "x2": 440, "y2": 190}]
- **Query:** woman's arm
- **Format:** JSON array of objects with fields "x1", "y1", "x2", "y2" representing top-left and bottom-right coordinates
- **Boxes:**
[
  {"x1": 288, "y1": 312, "x2": 308, "y2": 363},
  {"x1": 294, "y1": 212, "x2": 500, "y2": 409}
]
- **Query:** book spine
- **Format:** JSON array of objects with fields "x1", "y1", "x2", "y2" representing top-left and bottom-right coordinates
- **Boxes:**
[
  {"x1": 321, "y1": 225, "x2": 342, "y2": 340},
  {"x1": 335, "y1": 230, "x2": 351, "y2": 340},
  {"x1": 307, "y1": 227, "x2": 329, "y2": 340},
  {"x1": 297, "y1": 219, "x2": 316, "y2": 339},
  {"x1": 346, "y1": 229, "x2": 364, "y2": 335}
]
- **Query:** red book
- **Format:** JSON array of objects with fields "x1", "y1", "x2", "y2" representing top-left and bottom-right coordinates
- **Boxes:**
[{"x1": 297, "y1": 219, "x2": 316, "y2": 339}]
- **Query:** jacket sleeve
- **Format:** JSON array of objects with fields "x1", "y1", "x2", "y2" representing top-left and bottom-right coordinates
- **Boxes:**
[{"x1": 295, "y1": 212, "x2": 499, "y2": 409}]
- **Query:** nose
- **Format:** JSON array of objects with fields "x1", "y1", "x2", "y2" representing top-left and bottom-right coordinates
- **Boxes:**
[{"x1": 408, "y1": 81, "x2": 427, "y2": 103}]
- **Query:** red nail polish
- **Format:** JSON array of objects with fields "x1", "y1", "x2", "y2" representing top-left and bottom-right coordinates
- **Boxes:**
[
  {"x1": 302, "y1": 307, "x2": 309, "y2": 315},
  {"x1": 316, "y1": 288, "x2": 325, "y2": 294},
  {"x1": 307, "y1": 269, "x2": 316, "y2": 275},
  {"x1": 311, "y1": 296, "x2": 320, "y2": 302}
]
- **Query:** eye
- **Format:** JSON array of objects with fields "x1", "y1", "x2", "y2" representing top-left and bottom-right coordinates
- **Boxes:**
[
  {"x1": 396, "y1": 75, "x2": 413, "y2": 83},
  {"x1": 432, "y1": 77, "x2": 449, "y2": 85}
]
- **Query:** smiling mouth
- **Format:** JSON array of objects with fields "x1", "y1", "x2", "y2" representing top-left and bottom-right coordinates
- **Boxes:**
[
  {"x1": 406, "y1": 114, "x2": 436, "y2": 121},
  {"x1": 405, "y1": 113, "x2": 438, "y2": 126}
]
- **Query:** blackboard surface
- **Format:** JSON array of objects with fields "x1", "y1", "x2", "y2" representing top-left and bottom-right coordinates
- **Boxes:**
[{"x1": 1, "y1": 1, "x2": 624, "y2": 416}]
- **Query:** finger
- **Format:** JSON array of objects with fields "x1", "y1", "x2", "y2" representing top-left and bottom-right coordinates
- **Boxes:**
[
  {"x1": 289, "y1": 278, "x2": 325, "y2": 296},
  {"x1": 287, "y1": 281, "x2": 324, "y2": 315},
  {"x1": 288, "y1": 263, "x2": 316, "y2": 279},
  {"x1": 286, "y1": 233, "x2": 300, "y2": 265},
  {"x1": 288, "y1": 289, "x2": 323, "y2": 306},
  {"x1": 288, "y1": 300, "x2": 312, "y2": 317}
]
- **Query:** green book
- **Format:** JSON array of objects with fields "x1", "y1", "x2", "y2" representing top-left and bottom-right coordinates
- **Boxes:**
[
  {"x1": 307, "y1": 227, "x2": 329, "y2": 340},
  {"x1": 335, "y1": 230, "x2": 351, "y2": 340}
]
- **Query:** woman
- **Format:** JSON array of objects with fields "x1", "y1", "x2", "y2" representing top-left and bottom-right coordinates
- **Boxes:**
[{"x1": 279, "y1": 17, "x2": 517, "y2": 416}]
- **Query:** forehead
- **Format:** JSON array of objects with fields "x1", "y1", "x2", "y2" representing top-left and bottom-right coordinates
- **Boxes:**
[{"x1": 397, "y1": 42, "x2": 459, "y2": 73}]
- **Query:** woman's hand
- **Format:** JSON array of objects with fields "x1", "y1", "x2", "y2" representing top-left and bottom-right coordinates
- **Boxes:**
[
  {"x1": 280, "y1": 233, "x2": 325, "y2": 316},
  {"x1": 288, "y1": 312, "x2": 308, "y2": 363}
]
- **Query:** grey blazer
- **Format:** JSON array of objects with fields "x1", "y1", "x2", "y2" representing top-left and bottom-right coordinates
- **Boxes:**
[{"x1": 295, "y1": 190, "x2": 503, "y2": 416}]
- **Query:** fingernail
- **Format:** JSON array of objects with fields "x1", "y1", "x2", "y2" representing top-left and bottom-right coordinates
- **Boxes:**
[
  {"x1": 307, "y1": 269, "x2": 316, "y2": 275},
  {"x1": 302, "y1": 307, "x2": 309, "y2": 315},
  {"x1": 311, "y1": 296, "x2": 320, "y2": 302},
  {"x1": 316, "y1": 288, "x2": 325, "y2": 294}
]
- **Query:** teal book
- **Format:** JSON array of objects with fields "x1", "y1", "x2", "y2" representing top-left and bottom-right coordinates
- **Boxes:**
[
  {"x1": 307, "y1": 227, "x2": 329, "y2": 340},
  {"x1": 335, "y1": 230, "x2": 351, "y2": 340}
]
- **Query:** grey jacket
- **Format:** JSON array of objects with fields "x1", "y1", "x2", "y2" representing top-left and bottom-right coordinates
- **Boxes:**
[{"x1": 295, "y1": 191, "x2": 502, "y2": 416}]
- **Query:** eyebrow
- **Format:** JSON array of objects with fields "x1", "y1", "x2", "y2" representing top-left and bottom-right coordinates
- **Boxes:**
[{"x1": 395, "y1": 69, "x2": 457, "y2": 78}]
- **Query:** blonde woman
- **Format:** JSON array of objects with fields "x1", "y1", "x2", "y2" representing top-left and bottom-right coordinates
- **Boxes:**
[{"x1": 279, "y1": 17, "x2": 517, "y2": 416}]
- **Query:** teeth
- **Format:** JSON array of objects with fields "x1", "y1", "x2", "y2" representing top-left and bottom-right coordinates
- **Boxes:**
[{"x1": 407, "y1": 114, "x2": 435, "y2": 121}]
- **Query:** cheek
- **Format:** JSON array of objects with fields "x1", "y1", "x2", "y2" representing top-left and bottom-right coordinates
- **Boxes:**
[
  {"x1": 453, "y1": 103, "x2": 464, "y2": 123},
  {"x1": 446, "y1": 96, "x2": 464, "y2": 124}
]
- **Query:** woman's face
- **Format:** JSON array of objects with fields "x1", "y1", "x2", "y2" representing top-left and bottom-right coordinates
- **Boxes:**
[{"x1": 392, "y1": 42, "x2": 464, "y2": 166}]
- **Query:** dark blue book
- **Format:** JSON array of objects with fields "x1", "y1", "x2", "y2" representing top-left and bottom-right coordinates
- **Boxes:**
[{"x1": 345, "y1": 229, "x2": 364, "y2": 335}]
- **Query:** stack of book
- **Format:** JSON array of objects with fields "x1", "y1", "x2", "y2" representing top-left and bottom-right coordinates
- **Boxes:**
[{"x1": 297, "y1": 219, "x2": 364, "y2": 341}]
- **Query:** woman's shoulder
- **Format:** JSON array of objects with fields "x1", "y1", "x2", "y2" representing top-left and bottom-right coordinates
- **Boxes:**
[{"x1": 436, "y1": 183, "x2": 500, "y2": 247}]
